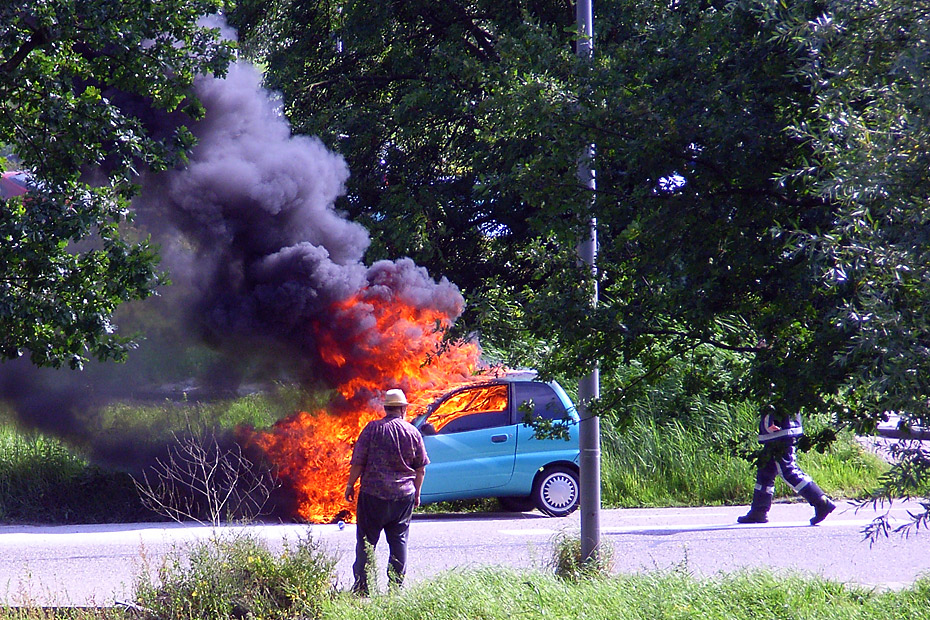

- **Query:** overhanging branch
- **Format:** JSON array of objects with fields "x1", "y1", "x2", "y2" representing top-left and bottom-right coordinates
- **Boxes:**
[{"x1": 0, "y1": 25, "x2": 52, "y2": 74}]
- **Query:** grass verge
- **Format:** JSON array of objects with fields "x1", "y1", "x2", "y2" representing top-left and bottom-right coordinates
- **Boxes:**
[
  {"x1": 3, "y1": 548, "x2": 929, "y2": 620},
  {"x1": 0, "y1": 424, "x2": 151, "y2": 524},
  {"x1": 323, "y1": 569, "x2": 930, "y2": 620},
  {"x1": 600, "y1": 410, "x2": 889, "y2": 508}
]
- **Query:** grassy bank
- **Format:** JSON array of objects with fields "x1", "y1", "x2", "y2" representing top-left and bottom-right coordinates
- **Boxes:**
[
  {"x1": 2, "y1": 532, "x2": 928, "y2": 620},
  {"x1": 7, "y1": 572, "x2": 922, "y2": 620},
  {"x1": 0, "y1": 424, "x2": 150, "y2": 524},
  {"x1": 0, "y1": 390, "x2": 300, "y2": 524},
  {"x1": 324, "y1": 569, "x2": 930, "y2": 620},
  {"x1": 600, "y1": 404, "x2": 888, "y2": 509},
  {"x1": 0, "y1": 392, "x2": 889, "y2": 523}
]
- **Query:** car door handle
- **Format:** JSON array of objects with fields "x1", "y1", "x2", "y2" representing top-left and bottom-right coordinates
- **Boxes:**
[{"x1": 491, "y1": 434, "x2": 509, "y2": 443}]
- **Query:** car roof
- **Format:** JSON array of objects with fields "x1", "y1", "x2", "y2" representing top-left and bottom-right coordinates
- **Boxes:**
[
  {"x1": 473, "y1": 368, "x2": 540, "y2": 383},
  {"x1": 424, "y1": 369, "x2": 556, "y2": 408}
]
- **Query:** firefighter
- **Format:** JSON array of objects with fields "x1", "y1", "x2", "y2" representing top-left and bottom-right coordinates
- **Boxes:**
[{"x1": 737, "y1": 408, "x2": 836, "y2": 525}]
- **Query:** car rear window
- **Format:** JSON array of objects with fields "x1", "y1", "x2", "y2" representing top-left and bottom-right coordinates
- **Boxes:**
[{"x1": 513, "y1": 382, "x2": 568, "y2": 421}]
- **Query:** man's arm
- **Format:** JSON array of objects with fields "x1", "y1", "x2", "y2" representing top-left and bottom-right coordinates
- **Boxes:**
[
  {"x1": 345, "y1": 463, "x2": 364, "y2": 502},
  {"x1": 413, "y1": 466, "x2": 426, "y2": 508}
]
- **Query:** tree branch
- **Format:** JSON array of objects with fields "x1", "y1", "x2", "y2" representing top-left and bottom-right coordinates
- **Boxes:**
[{"x1": 0, "y1": 24, "x2": 52, "y2": 74}]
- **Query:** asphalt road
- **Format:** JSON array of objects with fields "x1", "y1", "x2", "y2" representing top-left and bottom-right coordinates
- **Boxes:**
[{"x1": 2, "y1": 500, "x2": 928, "y2": 606}]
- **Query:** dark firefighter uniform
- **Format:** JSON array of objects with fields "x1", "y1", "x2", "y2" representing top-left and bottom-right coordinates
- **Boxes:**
[{"x1": 737, "y1": 411, "x2": 836, "y2": 525}]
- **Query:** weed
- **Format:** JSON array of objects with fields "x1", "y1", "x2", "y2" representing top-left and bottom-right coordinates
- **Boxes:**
[{"x1": 548, "y1": 530, "x2": 614, "y2": 581}]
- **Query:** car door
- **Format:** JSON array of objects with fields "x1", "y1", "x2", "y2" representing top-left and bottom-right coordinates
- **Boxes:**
[
  {"x1": 511, "y1": 380, "x2": 580, "y2": 465},
  {"x1": 418, "y1": 383, "x2": 518, "y2": 498}
]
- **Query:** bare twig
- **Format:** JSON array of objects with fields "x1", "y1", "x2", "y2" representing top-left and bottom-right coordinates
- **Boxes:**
[{"x1": 133, "y1": 424, "x2": 278, "y2": 526}]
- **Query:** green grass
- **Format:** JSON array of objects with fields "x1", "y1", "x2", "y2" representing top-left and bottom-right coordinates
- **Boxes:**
[
  {"x1": 83, "y1": 388, "x2": 309, "y2": 444},
  {"x1": 601, "y1": 414, "x2": 755, "y2": 507},
  {"x1": 322, "y1": 570, "x2": 930, "y2": 620},
  {"x1": 0, "y1": 386, "x2": 321, "y2": 524},
  {"x1": 3, "y1": 572, "x2": 927, "y2": 620},
  {"x1": 4, "y1": 534, "x2": 929, "y2": 620},
  {"x1": 0, "y1": 423, "x2": 150, "y2": 524},
  {"x1": 600, "y1": 409, "x2": 889, "y2": 509}
]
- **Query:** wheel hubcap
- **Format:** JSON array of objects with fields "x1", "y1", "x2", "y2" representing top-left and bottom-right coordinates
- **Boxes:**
[{"x1": 544, "y1": 474, "x2": 576, "y2": 508}]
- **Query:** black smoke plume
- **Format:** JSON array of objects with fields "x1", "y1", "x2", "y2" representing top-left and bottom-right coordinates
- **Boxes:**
[{"x1": 0, "y1": 57, "x2": 464, "y2": 469}]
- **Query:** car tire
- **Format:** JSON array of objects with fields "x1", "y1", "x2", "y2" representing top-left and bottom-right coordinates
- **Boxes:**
[
  {"x1": 532, "y1": 465, "x2": 580, "y2": 517},
  {"x1": 498, "y1": 495, "x2": 535, "y2": 512}
]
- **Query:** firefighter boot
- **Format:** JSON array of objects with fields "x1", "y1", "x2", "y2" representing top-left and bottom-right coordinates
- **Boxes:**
[
  {"x1": 737, "y1": 488, "x2": 772, "y2": 524},
  {"x1": 800, "y1": 482, "x2": 836, "y2": 525}
]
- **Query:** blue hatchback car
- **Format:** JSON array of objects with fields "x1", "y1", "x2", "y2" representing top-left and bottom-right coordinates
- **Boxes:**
[{"x1": 411, "y1": 371, "x2": 580, "y2": 517}]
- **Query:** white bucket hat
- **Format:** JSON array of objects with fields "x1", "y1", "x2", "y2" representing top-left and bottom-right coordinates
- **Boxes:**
[{"x1": 383, "y1": 388, "x2": 409, "y2": 407}]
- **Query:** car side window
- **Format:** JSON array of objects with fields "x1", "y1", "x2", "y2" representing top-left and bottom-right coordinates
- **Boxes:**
[
  {"x1": 513, "y1": 383, "x2": 568, "y2": 421},
  {"x1": 428, "y1": 384, "x2": 510, "y2": 434}
]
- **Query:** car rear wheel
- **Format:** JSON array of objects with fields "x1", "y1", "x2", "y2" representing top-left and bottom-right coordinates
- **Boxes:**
[
  {"x1": 498, "y1": 495, "x2": 535, "y2": 512},
  {"x1": 532, "y1": 465, "x2": 579, "y2": 517}
]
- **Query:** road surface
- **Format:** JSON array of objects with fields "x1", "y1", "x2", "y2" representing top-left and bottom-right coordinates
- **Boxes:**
[{"x1": 1, "y1": 500, "x2": 928, "y2": 606}]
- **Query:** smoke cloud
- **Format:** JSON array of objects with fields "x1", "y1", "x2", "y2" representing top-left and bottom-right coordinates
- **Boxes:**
[{"x1": 0, "y1": 50, "x2": 464, "y2": 468}]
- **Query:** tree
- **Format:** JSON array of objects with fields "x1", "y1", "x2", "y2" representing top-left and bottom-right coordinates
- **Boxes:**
[
  {"x1": 229, "y1": 0, "x2": 839, "y2": 405},
  {"x1": 232, "y1": 1, "x2": 930, "y2": 525},
  {"x1": 228, "y1": 0, "x2": 584, "y2": 314},
  {"x1": 772, "y1": 0, "x2": 930, "y2": 533},
  {"x1": 0, "y1": 1, "x2": 234, "y2": 369}
]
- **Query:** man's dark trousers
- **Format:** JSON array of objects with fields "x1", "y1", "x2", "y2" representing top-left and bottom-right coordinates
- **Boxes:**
[{"x1": 352, "y1": 491, "x2": 416, "y2": 594}]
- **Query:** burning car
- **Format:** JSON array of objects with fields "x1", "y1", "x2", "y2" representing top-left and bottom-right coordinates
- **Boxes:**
[{"x1": 410, "y1": 371, "x2": 580, "y2": 517}]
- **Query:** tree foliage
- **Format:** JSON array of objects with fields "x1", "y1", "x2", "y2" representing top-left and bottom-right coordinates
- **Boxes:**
[
  {"x1": 229, "y1": 0, "x2": 585, "y2": 309},
  {"x1": 0, "y1": 1, "x2": 234, "y2": 368},
  {"x1": 231, "y1": 0, "x2": 930, "y2": 515}
]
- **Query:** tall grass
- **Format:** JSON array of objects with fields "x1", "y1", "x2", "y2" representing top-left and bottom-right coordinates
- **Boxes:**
[
  {"x1": 600, "y1": 402, "x2": 889, "y2": 508},
  {"x1": 0, "y1": 386, "x2": 317, "y2": 523},
  {"x1": 601, "y1": 413, "x2": 754, "y2": 507},
  {"x1": 85, "y1": 386, "x2": 315, "y2": 443},
  {"x1": 3, "y1": 568, "x2": 928, "y2": 620},
  {"x1": 324, "y1": 569, "x2": 930, "y2": 620},
  {"x1": 0, "y1": 423, "x2": 148, "y2": 524}
]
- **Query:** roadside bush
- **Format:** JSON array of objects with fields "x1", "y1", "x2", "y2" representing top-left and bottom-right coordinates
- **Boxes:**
[{"x1": 133, "y1": 531, "x2": 337, "y2": 620}]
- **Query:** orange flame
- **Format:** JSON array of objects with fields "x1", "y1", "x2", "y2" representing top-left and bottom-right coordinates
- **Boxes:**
[{"x1": 244, "y1": 289, "x2": 486, "y2": 523}]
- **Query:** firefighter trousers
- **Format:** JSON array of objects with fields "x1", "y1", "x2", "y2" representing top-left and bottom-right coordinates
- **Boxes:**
[{"x1": 752, "y1": 440, "x2": 824, "y2": 509}]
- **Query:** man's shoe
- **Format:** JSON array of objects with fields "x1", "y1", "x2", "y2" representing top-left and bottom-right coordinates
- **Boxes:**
[
  {"x1": 810, "y1": 497, "x2": 836, "y2": 525},
  {"x1": 737, "y1": 510, "x2": 768, "y2": 524}
]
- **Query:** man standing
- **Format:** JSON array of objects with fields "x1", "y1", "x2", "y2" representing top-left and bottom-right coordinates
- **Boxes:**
[
  {"x1": 345, "y1": 388, "x2": 429, "y2": 595},
  {"x1": 737, "y1": 407, "x2": 835, "y2": 525}
]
